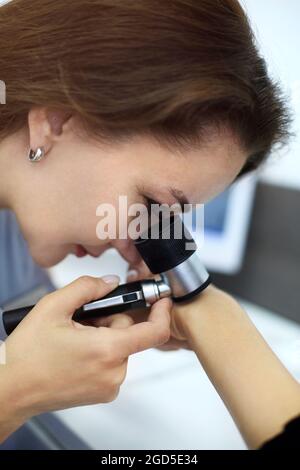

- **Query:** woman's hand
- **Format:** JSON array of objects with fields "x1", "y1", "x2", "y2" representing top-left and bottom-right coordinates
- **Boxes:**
[{"x1": 0, "y1": 275, "x2": 171, "y2": 443}]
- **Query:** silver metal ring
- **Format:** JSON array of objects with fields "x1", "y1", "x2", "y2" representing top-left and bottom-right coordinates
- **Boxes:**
[{"x1": 28, "y1": 146, "x2": 45, "y2": 162}]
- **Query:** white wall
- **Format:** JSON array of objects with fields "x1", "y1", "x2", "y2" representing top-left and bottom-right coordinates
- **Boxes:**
[{"x1": 241, "y1": 0, "x2": 300, "y2": 190}]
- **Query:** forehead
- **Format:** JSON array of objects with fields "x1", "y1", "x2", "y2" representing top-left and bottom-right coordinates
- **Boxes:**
[{"x1": 127, "y1": 128, "x2": 247, "y2": 203}]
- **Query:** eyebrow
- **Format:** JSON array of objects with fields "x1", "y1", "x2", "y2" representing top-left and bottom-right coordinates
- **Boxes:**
[{"x1": 169, "y1": 187, "x2": 190, "y2": 212}]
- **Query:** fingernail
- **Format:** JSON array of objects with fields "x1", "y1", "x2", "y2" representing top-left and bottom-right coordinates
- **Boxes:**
[
  {"x1": 127, "y1": 269, "x2": 138, "y2": 281},
  {"x1": 101, "y1": 275, "x2": 120, "y2": 285}
]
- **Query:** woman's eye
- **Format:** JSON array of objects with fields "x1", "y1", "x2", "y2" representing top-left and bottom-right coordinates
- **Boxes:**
[{"x1": 144, "y1": 197, "x2": 158, "y2": 211}]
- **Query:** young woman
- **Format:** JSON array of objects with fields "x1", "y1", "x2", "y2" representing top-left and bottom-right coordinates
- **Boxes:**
[{"x1": 0, "y1": 0, "x2": 298, "y2": 448}]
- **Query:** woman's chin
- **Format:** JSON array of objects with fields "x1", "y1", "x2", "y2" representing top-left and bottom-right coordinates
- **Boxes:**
[{"x1": 30, "y1": 247, "x2": 69, "y2": 268}]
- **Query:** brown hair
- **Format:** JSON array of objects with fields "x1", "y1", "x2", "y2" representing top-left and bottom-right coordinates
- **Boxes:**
[{"x1": 0, "y1": 0, "x2": 291, "y2": 175}]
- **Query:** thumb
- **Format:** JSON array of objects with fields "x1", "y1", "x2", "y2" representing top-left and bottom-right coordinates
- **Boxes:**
[
  {"x1": 94, "y1": 313, "x2": 135, "y2": 329},
  {"x1": 126, "y1": 260, "x2": 153, "y2": 282},
  {"x1": 39, "y1": 275, "x2": 120, "y2": 321}
]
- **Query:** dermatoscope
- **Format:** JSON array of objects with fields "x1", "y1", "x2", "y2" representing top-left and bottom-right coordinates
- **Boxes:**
[{"x1": 0, "y1": 215, "x2": 210, "y2": 339}]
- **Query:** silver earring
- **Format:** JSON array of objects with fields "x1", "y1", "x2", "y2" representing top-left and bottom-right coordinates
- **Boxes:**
[{"x1": 28, "y1": 146, "x2": 45, "y2": 163}]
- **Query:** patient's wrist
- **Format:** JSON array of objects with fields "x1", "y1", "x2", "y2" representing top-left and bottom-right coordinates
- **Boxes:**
[
  {"x1": 0, "y1": 365, "x2": 30, "y2": 442},
  {"x1": 172, "y1": 285, "x2": 246, "y2": 343}
]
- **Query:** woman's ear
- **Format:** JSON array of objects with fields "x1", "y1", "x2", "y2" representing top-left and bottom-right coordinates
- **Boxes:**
[
  {"x1": 46, "y1": 108, "x2": 73, "y2": 137},
  {"x1": 27, "y1": 107, "x2": 73, "y2": 154}
]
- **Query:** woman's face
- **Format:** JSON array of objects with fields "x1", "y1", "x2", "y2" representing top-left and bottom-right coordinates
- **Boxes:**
[{"x1": 10, "y1": 115, "x2": 247, "y2": 268}]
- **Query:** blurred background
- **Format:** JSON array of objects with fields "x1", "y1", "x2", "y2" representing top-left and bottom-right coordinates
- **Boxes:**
[{"x1": 1, "y1": 0, "x2": 300, "y2": 451}]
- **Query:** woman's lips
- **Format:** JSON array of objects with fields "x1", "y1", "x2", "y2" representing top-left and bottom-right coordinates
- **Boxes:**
[
  {"x1": 74, "y1": 245, "x2": 107, "y2": 258},
  {"x1": 74, "y1": 241, "x2": 143, "y2": 264},
  {"x1": 75, "y1": 245, "x2": 89, "y2": 258}
]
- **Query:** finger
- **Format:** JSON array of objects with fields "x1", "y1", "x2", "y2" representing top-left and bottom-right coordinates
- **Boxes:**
[
  {"x1": 40, "y1": 275, "x2": 120, "y2": 320},
  {"x1": 126, "y1": 269, "x2": 139, "y2": 283},
  {"x1": 126, "y1": 261, "x2": 153, "y2": 282},
  {"x1": 156, "y1": 339, "x2": 191, "y2": 351},
  {"x1": 91, "y1": 314, "x2": 134, "y2": 329},
  {"x1": 108, "y1": 298, "x2": 171, "y2": 357},
  {"x1": 113, "y1": 239, "x2": 142, "y2": 267},
  {"x1": 122, "y1": 306, "x2": 150, "y2": 325}
]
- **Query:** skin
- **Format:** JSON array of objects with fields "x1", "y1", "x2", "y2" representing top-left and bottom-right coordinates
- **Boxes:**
[
  {"x1": 0, "y1": 275, "x2": 171, "y2": 442},
  {"x1": 2, "y1": 107, "x2": 298, "y2": 448},
  {"x1": 170, "y1": 286, "x2": 300, "y2": 449},
  {"x1": 0, "y1": 106, "x2": 246, "y2": 444},
  {"x1": 125, "y1": 279, "x2": 300, "y2": 449},
  {"x1": 0, "y1": 107, "x2": 246, "y2": 269}
]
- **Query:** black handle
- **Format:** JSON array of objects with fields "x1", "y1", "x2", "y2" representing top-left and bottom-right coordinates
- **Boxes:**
[
  {"x1": 73, "y1": 281, "x2": 146, "y2": 321},
  {"x1": 2, "y1": 281, "x2": 146, "y2": 336},
  {"x1": 3, "y1": 305, "x2": 34, "y2": 336}
]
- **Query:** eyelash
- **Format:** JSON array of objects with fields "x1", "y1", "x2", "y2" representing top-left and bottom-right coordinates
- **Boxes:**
[{"x1": 144, "y1": 196, "x2": 159, "y2": 211}]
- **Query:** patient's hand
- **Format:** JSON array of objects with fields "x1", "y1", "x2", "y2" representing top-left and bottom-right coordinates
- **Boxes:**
[{"x1": 124, "y1": 265, "x2": 191, "y2": 351}]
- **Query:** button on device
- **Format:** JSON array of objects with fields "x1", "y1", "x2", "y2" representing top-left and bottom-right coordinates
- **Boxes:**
[{"x1": 122, "y1": 293, "x2": 139, "y2": 302}]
